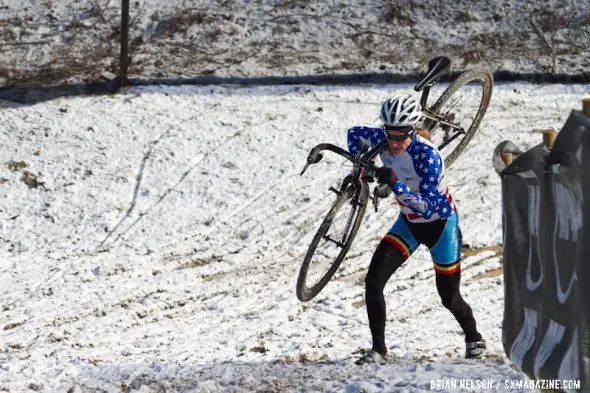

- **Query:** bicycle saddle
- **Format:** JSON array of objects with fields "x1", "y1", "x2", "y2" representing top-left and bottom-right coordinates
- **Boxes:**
[{"x1": 414, "y1": 56, "x2": 452, "y2": 92}]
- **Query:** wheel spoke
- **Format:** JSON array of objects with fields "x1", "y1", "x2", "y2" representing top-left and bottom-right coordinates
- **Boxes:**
[
  {"x1": 296, "y1": 184, "x2": 369, "y2": 301},
  {"x1": 426, "y1": 69, "x2": 493, "y2": 167}
]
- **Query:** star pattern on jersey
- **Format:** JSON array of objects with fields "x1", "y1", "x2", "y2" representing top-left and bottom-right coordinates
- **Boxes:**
[
  {"x1": 347, "y1": 126, "x2": 384, "y2": 154},
  {"x1": 392, "y1": 141, "x2": 454, "y2": 219},
  {"x1": 396, "y1": 184, "x2": 410, "y2": 194}
]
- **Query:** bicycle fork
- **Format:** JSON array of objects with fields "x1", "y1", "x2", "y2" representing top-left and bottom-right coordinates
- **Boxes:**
[{"x1": 323, "y1": 186, "x2": 361, "y2": 248}]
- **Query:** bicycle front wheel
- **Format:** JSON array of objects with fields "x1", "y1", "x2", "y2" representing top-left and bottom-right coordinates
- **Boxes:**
[
  {"x1": 296, "y1": 183, "x2": 369, "y2": 302},
  {"x1": 426, "y1": 69, "x2": 493, "y2": 168}
]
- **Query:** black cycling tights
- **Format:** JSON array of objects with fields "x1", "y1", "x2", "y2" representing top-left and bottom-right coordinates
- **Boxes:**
[{"x1": 365, "y1": 240, "x2": 481, "y2": 356}]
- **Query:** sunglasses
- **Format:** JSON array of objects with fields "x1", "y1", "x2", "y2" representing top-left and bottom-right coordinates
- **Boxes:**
[{"x1": 383, "y1": 125, "x2": 415, "y2": 141}]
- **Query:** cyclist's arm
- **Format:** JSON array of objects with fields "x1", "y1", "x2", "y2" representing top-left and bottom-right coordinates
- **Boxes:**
[
  {"x1": 391, "y1": 148, "x2": 453, "y2": 219},
  {"x1": 347, "y1": 126, "x2": 385, "y2": 154}
]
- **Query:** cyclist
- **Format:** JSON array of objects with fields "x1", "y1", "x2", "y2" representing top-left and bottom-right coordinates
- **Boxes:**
[{"x1": 348, "y1": 94, "x2": 486, "y2": 365}]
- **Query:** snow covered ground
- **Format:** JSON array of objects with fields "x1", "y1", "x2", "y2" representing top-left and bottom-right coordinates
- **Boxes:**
[{"x1": 0, "y1": 81, "x2": 589, "y2": 392}]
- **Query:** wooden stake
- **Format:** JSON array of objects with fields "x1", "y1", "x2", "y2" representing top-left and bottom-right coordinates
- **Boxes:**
[
  {"x1": 583, "y1": 98, "x2": 590, "y2": 117},
  {"x1": 501, "y1": 152, "x2": 513, "y2": 166},
  {"x1": 542, "y1": 129, "x2": 557, "y2": 148}
]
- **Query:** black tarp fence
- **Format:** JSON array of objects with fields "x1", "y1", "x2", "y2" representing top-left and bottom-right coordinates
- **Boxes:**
[{"x1": 494, "y1": 106, "x2": 590, "y2": 391}]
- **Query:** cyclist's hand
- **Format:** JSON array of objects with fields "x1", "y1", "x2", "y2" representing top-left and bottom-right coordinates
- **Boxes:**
[
  {"x1": 376, "y1": 166, "x2": 398, "y2": 186},
  {"x1": 374, "y1": 184, "x2": 392, "y2": 198}
]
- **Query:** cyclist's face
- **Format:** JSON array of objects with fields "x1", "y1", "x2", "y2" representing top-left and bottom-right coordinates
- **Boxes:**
[{"x1": 385, "y1": 130, "x2": 412, "y2": 155}]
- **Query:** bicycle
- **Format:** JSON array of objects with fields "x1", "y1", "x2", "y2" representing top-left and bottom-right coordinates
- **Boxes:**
[{"x1": 296, "y1": 56, "x2": 493, "y2": 302}]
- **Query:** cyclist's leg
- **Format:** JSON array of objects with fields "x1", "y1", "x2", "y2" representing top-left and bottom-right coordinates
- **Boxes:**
[
  {"x1": 429, "y1": 213, "x2": 481, "y2": 342},
  {"x1": 365, "y1": 215, "x2": 418, "y2": 355}
]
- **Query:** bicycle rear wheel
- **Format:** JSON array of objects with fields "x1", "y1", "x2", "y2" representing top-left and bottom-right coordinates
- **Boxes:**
[
  {"x1": 296, "y1": 182, "x2": 369, "y2": 302},
  {"x1": 425, "y1": 69, "x2": 493, "y2": 167}
]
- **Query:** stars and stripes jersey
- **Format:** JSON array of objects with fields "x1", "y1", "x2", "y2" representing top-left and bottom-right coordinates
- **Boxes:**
[{"x1": 347, "y1": 126, "x2": 456, "y2": 223}]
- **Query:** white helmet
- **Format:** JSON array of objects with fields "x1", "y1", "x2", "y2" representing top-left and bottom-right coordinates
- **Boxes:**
[{"x1": 380, "y1": 95, "x2": 423, "y2": 127}]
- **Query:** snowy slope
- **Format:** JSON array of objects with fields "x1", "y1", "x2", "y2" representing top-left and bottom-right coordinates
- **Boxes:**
[
  {"x1": 0, "y1": 82, "x2": 589, "y2": 392},
  {"x1": 1, "y1": 0, "x2": 589, "y2": 86}
]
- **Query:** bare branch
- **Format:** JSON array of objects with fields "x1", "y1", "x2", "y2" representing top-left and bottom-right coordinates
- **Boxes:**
[
  {"x1": 0, "y1": 40, "x2": 49, "y2": 47},
  {"x1": 528, "y1": 16, "x2": 553, "y2": 53},
  {"x1": 341, "y1": 21, "x2": 398, "y2": 39}
]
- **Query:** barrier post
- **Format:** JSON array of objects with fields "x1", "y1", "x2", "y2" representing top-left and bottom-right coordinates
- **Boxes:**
[
  {"x1": 583, "y1": 98, "x2": 590, "y2": 117},
  {"x1": 542, "y1": 129, "x2": 557, "y2": 148},
  {"x1": 501, "y1": 152, "x2": 513, "y2": 166}
]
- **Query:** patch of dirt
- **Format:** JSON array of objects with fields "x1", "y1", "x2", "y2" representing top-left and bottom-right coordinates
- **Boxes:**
[
  {"x1": 201, "y1": 272, "x2": 227, "y2": 282},
  {"x1": 351, "y1": 300, "x2": 365, "y2": 309},
  {"x1": 279, "y1": 353, "x2": 330, "y2": 364},
  {"x1": 250, "y1": 345, "x2": 268, "y2": 354},
  {"x1": 461, "y1": 245, "x2": 503, "y2": 258},
  {"x1": 177, "y1": 258, "x2": 214, "y2": 269},
  {"x1": 473, "y1": 267, "x2": 503, "y2": 280},
  {"x1": 3, "y1": 321, "x2": 24, "y2": 330},
  {"x1": 21, "y1": 170, "x2": 45, "y2": 189},
  {"x1": 6, "y1": 160, "x2": 27, "y2": 171},
  {"x1": 462, "y1": 245, "x2": 504, "y2": 280}
]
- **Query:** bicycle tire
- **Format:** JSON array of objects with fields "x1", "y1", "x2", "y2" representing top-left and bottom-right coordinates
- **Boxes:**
[
  {"x1": 429, "y1": 69, "x2": 493, "y2": 167},
  {"x1": 296, "y1": 182, "x2": 369, "y2": 302}
]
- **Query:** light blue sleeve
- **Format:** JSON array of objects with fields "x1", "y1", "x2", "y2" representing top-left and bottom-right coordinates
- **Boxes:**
[{"x1": 347, "y1": 126, "x2": 385, "y2": 154}]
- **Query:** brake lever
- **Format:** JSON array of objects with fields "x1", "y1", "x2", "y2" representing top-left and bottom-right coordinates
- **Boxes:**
[
  {"x1": 372, "y1": 191, "x2": 380, "y2": 212},
  {"x1": 300, "y1": 163, "x2": 310, "y2": 176},
  {"x1": 372, "y1": 184, "x2": 391, "y2": 212}
]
